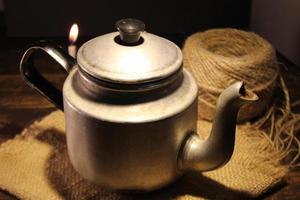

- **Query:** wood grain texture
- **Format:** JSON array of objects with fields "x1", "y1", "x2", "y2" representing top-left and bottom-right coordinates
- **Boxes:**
[
  {"x1": 0, "y1": 74, "x2": 65, "y2": 108},
  {"x1": 0, "y1": 39, "x2": 299, "y2": 199}
]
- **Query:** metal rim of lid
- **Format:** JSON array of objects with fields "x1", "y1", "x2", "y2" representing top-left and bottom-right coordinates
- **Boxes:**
[{"x1": 77, "y1": 32, "x2": 183, "y2": 84}]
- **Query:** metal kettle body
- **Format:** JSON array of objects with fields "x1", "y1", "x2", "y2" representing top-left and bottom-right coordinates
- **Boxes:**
[
  {"x1": 63, "y1": 66, "x2": 198, "y2": 190},
  {"x1": 20, "y1": 19, "x2": 258, "y2": 191}
]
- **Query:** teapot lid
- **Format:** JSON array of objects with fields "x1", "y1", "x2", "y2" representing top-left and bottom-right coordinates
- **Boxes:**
[{"x1": 77, "y1": 19, "x2": 182, "y2": 84}]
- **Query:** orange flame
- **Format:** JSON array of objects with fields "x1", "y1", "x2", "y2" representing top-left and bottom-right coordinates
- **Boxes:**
[{"x1": 69, "y1": 23, "x2": 79, "y2": 44}]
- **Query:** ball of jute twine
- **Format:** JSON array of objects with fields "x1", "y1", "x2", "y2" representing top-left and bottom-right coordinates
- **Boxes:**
[
  {"x1": 183, "y1": 28, "x2": 279, "y2": 122},
  {"x1": 183, "y1": 28, "x2": 300, "y2": 168}
]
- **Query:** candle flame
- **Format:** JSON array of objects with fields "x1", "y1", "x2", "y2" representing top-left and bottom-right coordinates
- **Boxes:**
[{"x1": 69, "y1": 23, "x2": 79, "y2": 44}]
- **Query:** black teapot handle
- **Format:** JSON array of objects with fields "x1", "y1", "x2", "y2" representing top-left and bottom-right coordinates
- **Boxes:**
[{"x1": 20, "y1": 40, "x2": 77, "y2": 110}]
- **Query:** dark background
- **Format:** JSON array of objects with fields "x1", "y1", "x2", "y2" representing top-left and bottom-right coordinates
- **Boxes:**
[
  {"x1": 0, "y1": 0, "x2": 300, "y2": 66},
  {"x1": 3, "y1": 0, "x2": 251, "y2": 37}
]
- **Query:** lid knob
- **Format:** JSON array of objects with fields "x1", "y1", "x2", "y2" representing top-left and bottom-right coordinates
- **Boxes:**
[{"x1": 115, "y1": 18, "x2": 145, "y2": 44}]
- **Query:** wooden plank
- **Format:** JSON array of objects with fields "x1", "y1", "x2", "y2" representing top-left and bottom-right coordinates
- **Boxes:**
[
  {"x1": 0, "y1": 49, "x2": 73, "y2": 75},
  {"x1": 0, "y1": 108, "x2": 55, "y2": 144},
  {"x1": 0, "y1": 74, "x2": 65, "y2": 108},
  {"x1": 266, "y1": 171, "x2": 300, "y2": 199}
]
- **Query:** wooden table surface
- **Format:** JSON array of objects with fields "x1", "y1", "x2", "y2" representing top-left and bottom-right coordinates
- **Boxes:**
[{"x1": 0, "y1": 37, "x2": 300, "y2": 199}]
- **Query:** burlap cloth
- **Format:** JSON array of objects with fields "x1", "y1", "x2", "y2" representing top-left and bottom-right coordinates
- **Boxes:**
[{"x1": 0, "y1": 111, "x2": 288, "y2": 200}]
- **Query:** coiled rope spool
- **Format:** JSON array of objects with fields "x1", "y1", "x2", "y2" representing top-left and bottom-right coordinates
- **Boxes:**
[
  {"x1": 183, "y1": 28, "x2": 300, "y2": 168},
  {"x1": 183, "y1": 28, "x2": 279, "y2": 122}
]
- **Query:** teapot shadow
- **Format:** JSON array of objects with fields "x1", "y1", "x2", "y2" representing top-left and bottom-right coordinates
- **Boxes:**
[{"x1": 36, "y1": 129, "x2": 254, "y2": 200}]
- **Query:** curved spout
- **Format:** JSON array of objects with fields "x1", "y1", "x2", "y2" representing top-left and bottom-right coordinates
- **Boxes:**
[{"x1": 179, "y1": 82, "x2": 258, "y2": 172}]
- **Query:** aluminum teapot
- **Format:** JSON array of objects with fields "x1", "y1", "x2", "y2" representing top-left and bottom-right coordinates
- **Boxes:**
[{"x1": 20, "y1": 19, "x2": 258, "y2": 191}]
